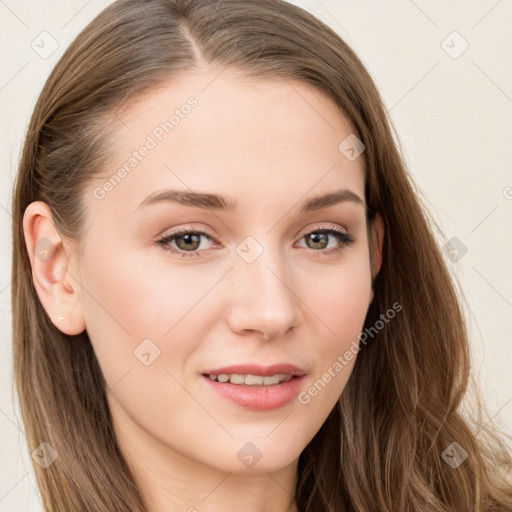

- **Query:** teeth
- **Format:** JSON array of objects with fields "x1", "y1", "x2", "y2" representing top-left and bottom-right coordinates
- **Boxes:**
[
  {"x1": 245, "y1": 374, "x2": 264, "y2": 385},
  {"x1": 229, "y1": 374, "x2": 245, "y2": 384},
  {"x1": 207, "y1": 373, "x2": 293, "y2": 385}
]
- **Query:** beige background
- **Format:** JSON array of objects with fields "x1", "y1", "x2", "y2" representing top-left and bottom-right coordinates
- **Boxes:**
[{"x1": 1, "y1": 0, "x2": 511, "y2": 509}]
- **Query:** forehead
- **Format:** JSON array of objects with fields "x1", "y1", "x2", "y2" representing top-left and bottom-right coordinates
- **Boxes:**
[{"x1": 90, "y1": 68, "x2": 365, "y2": 216}]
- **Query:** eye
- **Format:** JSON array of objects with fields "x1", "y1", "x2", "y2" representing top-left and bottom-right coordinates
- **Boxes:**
[
  {"x1": 157, "y1": 228, "x2": 216, "y2": 257},
  {"x1": 295, "y1": 226, "x2": 355, "y2": 257},
  {"x1": 156, "y1": 225, "x2": 355, "y2": 258}
]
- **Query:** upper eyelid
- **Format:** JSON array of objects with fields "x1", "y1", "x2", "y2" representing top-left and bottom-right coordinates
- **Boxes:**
[{"x1": 158, "y1": 223, "x2": 352, "y2": 247}]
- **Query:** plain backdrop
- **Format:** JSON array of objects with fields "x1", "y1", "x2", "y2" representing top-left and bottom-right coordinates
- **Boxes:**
[{"x1": 1, "y1": 1, "x2": 511, "y2": 510}]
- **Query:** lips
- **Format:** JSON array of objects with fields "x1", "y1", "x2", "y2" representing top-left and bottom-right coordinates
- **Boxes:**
[
  {"x1": 200, "y1": 363, "x2": 307, "y2": 410},
  {"x1": 202, "y1": 363, "x2": 306, "y2": 378}
]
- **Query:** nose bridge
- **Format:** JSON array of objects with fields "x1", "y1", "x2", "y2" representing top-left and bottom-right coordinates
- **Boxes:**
[{"x1": 227, "y1": 235, "x2": 301, "y2": 338}]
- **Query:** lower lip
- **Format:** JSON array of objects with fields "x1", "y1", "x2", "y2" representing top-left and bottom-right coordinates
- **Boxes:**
[{"x1": 201, "y1": 375, "x2": 305, "y2": 411}]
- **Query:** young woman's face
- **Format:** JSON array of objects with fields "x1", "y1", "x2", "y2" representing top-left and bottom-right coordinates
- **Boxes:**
[{"x1": 77, "y1": 68, "x2": 380, "y2": 475}]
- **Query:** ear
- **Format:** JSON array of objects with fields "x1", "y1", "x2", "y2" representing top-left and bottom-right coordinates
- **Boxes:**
[
  {"x1": 368, "y1": 211, "x2": 384, "y2": 303},
  {"x1": 22, "y1": 201, "x2": 86, "y2": 335}
]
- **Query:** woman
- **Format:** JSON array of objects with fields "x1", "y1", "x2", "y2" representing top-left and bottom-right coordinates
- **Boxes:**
[{"x1": 11, "y1": 0, "x2": 512, "y2": 510}]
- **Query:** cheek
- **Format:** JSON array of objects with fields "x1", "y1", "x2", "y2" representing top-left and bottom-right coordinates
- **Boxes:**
[
  {"x1": 295, "y1": 255, "x2": 371, "y2": 411},
  {"x1": 302, "y1": 252, "x2": 372, "y2": 345},
  {"x1": 329, "y1": 265, "x2": 371, "y2": 359},
  {"x1": 80, "y1": 250, "x2": 205, "y2": 431},
  {"x1": 80, "y1": 247, "x2": 221, "y2": 384},
  {"x1": 81, "y1": 245, "x2": 203, "y2": 338},
  {"x1": 78, "y1": 250, "x2": 168, "y2": 383}
]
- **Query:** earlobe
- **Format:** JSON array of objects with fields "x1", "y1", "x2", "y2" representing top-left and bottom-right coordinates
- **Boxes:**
[{"x1": 22, "y1": 201, "x2": 86, "y2": 335}]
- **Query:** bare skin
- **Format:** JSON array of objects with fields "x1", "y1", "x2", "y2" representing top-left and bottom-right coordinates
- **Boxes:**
[{"x1": 24, "y1": 67, "x2": 383, "y2": 512}]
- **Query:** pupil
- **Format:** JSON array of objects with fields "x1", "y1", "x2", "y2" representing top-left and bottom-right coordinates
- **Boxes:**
[
  {"x1": 178, "y1": 234, "x2": 199, "y2": 250},
  {"x1": 309, "y1": 233, "x2": 327, "y2": 249}
]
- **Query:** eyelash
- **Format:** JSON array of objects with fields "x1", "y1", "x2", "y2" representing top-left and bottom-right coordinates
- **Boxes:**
[{"x1": 156, "y1": 225, "x2": 355, "y2": 259}]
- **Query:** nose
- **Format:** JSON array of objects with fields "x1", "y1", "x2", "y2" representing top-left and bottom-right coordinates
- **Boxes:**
[{"x1": 226, "y1": 246, "x2": 303, "y2": 341}]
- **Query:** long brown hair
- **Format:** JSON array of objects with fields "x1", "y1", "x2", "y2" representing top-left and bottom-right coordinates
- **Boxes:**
[{"x1": 11, "y1": 0, "x2": 512, "y2": 510}]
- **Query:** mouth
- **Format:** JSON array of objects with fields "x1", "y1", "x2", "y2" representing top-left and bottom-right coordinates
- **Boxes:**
[
  {"x1": 202, "y1": 373, "x2": 297, "y2": 386},
  {"x1": 200, "y1": 365, "x2": 306, "y2": 411}
]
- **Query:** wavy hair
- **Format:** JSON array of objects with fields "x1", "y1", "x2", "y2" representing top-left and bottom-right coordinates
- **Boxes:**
[{"x1": 11, "y1": 0, "x2": 512, "y2": 510}]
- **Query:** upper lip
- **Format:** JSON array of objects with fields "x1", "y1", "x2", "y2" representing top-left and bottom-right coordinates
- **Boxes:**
[{"x1": 202, "y1": 363, "x2": 306, "y2": 377}]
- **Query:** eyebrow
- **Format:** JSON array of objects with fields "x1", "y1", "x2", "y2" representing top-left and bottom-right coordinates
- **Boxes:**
[{"x1": 137, "y1": 188, "x2": 367, "y2": 213}]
